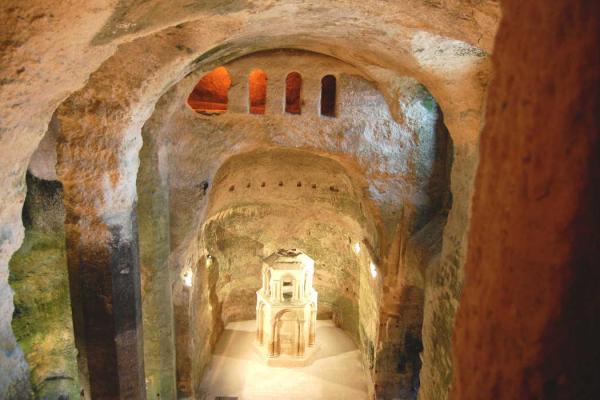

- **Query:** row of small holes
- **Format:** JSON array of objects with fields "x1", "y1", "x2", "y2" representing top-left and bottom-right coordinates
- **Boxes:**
[{"x1": 228, "y1": 182, "x2": 339, "y2": 192}]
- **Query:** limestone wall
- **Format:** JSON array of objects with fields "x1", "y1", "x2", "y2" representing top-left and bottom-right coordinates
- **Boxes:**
[
  {"x1": 450, "y1": 0, "x2": 600, "y2": 398},
  {"x1": 0, "y1": 2, "x2": 498, "y2": 397}
]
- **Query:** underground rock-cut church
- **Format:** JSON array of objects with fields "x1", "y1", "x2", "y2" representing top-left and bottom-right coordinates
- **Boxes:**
[{"x1": 0, "y1": 1, "x2": 598, "y2": 399}]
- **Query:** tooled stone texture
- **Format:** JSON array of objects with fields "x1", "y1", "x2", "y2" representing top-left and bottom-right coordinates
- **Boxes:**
[
  {"x1": 1, "y1": 1, "x2": 498, "y2": 397},
  {"x1": 450, "y1": 0, "x2": 600, "y2": 399}
]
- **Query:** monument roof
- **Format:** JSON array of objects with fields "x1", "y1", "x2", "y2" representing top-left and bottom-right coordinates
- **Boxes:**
[{"x1": 264, "y1": 249, "x2": 315, "y2": 270}]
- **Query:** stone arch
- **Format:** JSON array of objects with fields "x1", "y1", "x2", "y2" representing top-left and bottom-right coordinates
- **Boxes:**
[{"x1": 273, "y1": 309, "x2": 301, "y2": 356}]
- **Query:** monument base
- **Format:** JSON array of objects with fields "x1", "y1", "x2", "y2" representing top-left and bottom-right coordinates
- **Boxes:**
[{"x1": 254, "y1": 342, "x2": 320, "y2": 367}]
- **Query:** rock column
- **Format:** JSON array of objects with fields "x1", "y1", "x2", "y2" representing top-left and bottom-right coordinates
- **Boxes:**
[
  {"x1": 56, "y1": 75, "x2": 148, "y2": 399},
  {"x1": 63, "y1": 212, "x2": 146, "y2": 399}
]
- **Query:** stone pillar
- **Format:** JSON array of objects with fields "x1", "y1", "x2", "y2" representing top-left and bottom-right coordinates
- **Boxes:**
[
  {"x1": 265, "y1": 269, "x2": 271, "y2": 296},
  {"x1": 138, "y1": 118, "x2": 176, "y2": 399},
  {"x1": 276, "y1": 280, "x2": 283, "y2": 302},
  {"x1": 309, "y1": 309, "x2": 317, "y2": 346},
  {"x1": 267, "y1": 71, "x2": 284, "y2": 115},
  {"x1": 270, "y1": 280, "x2": 277, "y2": 301},
  {"x1": 297, "y1": 320, "x2": 305, "y2": 357},
  {"x1": 56, "y1": 74, "x2": 148, "y2": 399},
  {"x1": 256, "y1": 303, "x2": 263, "y2": 343},
  {"x1": 64, "y1": 212, "x2": 146, "y2": 400},
  {"x1": 269, "y1": 321, "x2": 277, "y2": 357},
  {"x1": 173, "y1": 282, "x2": 192, "y2": 399},
  {"x1": 304, "y1": 75, "x2": 321, "y2": 116},
  {"x1": 228, "y1": 69, "x2": 247, "y2": 114},
  {"x1": 293, "y1": 281, "x2": 299, "y2": 301}
]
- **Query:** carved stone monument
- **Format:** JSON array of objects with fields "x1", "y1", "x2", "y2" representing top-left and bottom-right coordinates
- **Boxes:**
[{"x1": 256, "y1": 249, "x2": 318, "y2": 366}]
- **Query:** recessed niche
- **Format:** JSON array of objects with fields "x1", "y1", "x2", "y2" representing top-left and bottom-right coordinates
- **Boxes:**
[
  {"x1": 320, "y1": 75, "x2": 336, "y2": 117},
  {"x1": 285, "y1": 72, "x2": 302, "y2": 114},
  {"x1": 249, "y1": 69, "x2": 267, "y2": 114},
  {"x1": 187, "y1": 66, "x2": 231, "y2": 115}
]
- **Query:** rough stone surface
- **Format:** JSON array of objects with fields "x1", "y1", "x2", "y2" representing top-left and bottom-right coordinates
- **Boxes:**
[
  {"x1": 1, "y1": 1, "x2": 499, "y2": 398},
  {"x1": 137, "y1": 107, "x2": 177, "y2": 399},
  {"x1": 9, "y1": 174, "x2": 80, "y2": 399},
  {"x1": 450, "y1": 0, "x2": 600, "y2": 399}
]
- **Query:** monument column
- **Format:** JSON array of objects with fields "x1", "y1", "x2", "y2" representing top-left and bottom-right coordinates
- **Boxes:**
[{"x1": 297, "y1": 320, "x2": 305, "y2": 357}]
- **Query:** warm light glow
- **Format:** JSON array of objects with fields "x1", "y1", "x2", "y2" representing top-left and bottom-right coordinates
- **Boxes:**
[
  {"x1": 183, "y1": 270, "x2": 193, "y2": 287},
  {"x1": 353, "y1": 242, "x2": 361, "y2": 254},
  {"x1": 249, "y1": 69, "x2": 267, "y2": 114},
  {"x1": 206, "y1": 254, "x2": 213, "y2": 268},
  {"x1": 285, "y1": 72, "x2": 302, "y2": 114},
  {"x1": 369, "y1": 262, "x2": 378, "y2": 279},
  {"x1": 187, "y1": 66, "x2": 231, "y2": 114}
]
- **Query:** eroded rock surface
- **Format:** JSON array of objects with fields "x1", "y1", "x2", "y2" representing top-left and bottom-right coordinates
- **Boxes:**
[
  {"x1": 1, "y1": 1, "x2": 500, "y2": 398},
  {"x1": 450, "y1": 0, "x2": 600, "y2": 399}
]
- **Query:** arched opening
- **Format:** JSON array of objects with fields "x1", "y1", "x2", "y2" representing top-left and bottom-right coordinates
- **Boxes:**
[
  {"x1": 249, "y1": 69, "x2": 267, "y2": 114},
  {"x1": 320, "y1": 75, "x2": 336, "y2": 117},
  {"x1": 274, "y1": 310, "x2": 299, "y2": 356},
  {"x1": 282, "y1": 275, "x2": 294, "y2": 301},
  {"x1": 285, "y1": 72, "x2": 302, "y2": 114},
  {"x1": 187, "y1": 66, "x2": 231, "y2": 114}
]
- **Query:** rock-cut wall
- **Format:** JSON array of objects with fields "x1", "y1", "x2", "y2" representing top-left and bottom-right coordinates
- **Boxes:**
[{"x1": 450, "y1": 0, "x2": 600, "y2": 399}]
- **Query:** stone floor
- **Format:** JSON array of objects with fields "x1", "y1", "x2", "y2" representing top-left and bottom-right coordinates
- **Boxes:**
[{"x1": 198, "y1": 320, "x2": 369, "y2": 400}]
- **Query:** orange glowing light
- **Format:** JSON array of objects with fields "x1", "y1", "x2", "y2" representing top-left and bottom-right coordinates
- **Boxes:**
[
  {"x1": 249, "y1": 69, "x2": 267, "y2": 114},
  {"x1": 187, "y1": 66, "x2": 232, "y2": 114},
  {"x1": 285, "y1": 72, "x2": 302, "y2": 114}
]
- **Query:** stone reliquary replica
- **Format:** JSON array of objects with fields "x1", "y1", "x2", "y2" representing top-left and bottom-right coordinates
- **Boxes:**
[{"x1": 256, "y1": 249, "x2": 318, "y2": 366}]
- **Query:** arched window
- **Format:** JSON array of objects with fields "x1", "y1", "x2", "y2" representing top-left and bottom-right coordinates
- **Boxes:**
[
  {"x1": 285, "y1": 72, "x2": 302, "y2": 114},
  {"x1": 320, "y1": 74, "x2": 336, "y2": 117},
  {"x1": 187, "y1": 66, "x2": 231, "y2": 114},
  {"x1": 249, "y1": 69, "x2": 267, "y2": 114}
]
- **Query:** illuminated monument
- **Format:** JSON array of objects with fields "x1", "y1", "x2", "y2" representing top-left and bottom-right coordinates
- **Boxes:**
[{"x1": 256, "y1": 249, "x2": 318, "y2": 366}]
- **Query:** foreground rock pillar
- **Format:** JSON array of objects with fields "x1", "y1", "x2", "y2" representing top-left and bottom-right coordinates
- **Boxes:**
[
  {"x1": 64, "y1": 213, "x2": 146, "y2": 399},
  {"x1": 450, "y1": 0, "x2": 600, "y2": 398},
  {"x1": 57, "y1": 90, "x2": 147, "y2": 398}
]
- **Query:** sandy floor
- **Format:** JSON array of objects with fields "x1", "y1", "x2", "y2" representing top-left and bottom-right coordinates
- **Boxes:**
[{"x1": 198, "y1": 320, "x2": 369, "y2": 400}]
